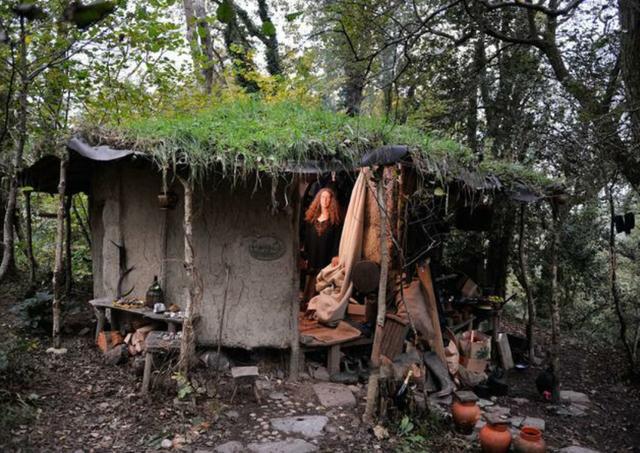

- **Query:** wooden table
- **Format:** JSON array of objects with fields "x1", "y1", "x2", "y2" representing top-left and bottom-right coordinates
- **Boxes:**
[
  {"x1": 141, "y1": 331, "x2": 181, "y2": 395},
  {"x1": 89, "y1": 298, "x2": 183, "y2": 341}
]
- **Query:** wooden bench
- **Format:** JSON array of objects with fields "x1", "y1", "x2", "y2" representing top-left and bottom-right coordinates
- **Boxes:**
[{"x1": 89, "y1": 298, "x2": 183, "y2": 341}]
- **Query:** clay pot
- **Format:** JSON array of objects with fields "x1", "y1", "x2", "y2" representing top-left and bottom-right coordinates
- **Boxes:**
[
  {"x1": 479, "y1": 422, "x2": 512, "y2": 453},
  {"x1": 513, "y1": 426, "x2": 546, "y2": 453},
  {"x1": 451, "y1": 399, "x2": 480, "y2": 434}
]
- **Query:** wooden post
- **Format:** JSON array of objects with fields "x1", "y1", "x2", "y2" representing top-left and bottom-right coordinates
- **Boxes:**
[
  {"x1": 179, "y1": 179, "x2": 201, "y2": 374},
  {"x1": 289, "y1": 175, "x2": 301, "y2": 380},
  {"x1": 52, "y1": 153, "x2": 68, "y2": 349},
  {"x1": 24, "y1": 189, "x2": 37, "y2": 283},
  {"x1": 364, "y1": 170, "x2": 390, "y2": 423}
]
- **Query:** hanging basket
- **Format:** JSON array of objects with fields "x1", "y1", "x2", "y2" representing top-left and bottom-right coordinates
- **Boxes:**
[{"x1": 158, "y1": 191, "x2": 178, "y2": 210}]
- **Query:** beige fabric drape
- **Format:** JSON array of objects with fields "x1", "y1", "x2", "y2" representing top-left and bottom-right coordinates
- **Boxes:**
[{"x1": 308, "y1": 170, "x2": 368, "y2": 325}]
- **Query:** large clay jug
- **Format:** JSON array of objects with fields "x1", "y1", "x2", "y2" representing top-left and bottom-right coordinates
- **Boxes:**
[
  {"x1": 479, "y1": 421, "x2": 512, "y2": 453},
  {"x1": 451, "y1": 399, "x2": 480, "y2": 434},
  {"x1": 513, "y1": 426, "x2": 546, "y2": 453}
]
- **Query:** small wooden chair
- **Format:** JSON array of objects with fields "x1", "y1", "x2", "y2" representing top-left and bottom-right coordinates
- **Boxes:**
[{"x1": 230, "y1": 366, "x2": 261, "y2": 404}]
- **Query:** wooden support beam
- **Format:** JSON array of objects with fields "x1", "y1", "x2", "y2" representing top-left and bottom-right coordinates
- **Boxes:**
[{"x1": 417, "y1": 261, "x2": 447, "y2": 365}]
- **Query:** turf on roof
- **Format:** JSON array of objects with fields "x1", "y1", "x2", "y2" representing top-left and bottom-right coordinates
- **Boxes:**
[{"x1": 83, "y1": 97, "x2": 557, "y2": 192}]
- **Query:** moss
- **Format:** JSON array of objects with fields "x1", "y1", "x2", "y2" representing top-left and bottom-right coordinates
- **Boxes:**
[{"x1": 83, "y1": 96, "x2": 556, "y2": 192}]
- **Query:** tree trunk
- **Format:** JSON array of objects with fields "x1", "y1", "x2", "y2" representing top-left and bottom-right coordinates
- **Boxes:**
[
  {"x1": 618, "y1": 0, "x2": 640, "y2": 150},
  {"x1": 518, "y1": 205, "x2": 536, "y2": 361},
  {"x1": 64, "y1": 195, "x2": 73, "y2": 297},
  {"x1": 0, "y1": 19, "x2": 28, "y2": 283},
  {"x1": 52, "y1": 153, "x2": 68, "y2": 349},
  {"x1": 24, "y1": 190, "x2": 37, "y2": 283},
  {"x1": 486, "y1": 198, "x2": 516, "y2": 297},
  {"x1": 179, "y1": 180, "x2": 201, "y2": 374},
  {"x1": 607, "y1": 184, "x2": 636, "y2": 375},
  {"x1": 549, "y1": 203, "x2": 562, "y2": 402}
]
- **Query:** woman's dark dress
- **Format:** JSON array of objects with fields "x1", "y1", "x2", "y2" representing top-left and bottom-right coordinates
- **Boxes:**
[
  {"x1": 301, "y1": 219, "x2": 342, "y2": 303},
  {"x1": 303, "y1": 219, "x2": 342, "y2": 270}
]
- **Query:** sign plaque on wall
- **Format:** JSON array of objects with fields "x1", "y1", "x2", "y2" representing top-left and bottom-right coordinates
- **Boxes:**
[{"x1": 249, "y1": 236, "x2": 286, "y2": 261}]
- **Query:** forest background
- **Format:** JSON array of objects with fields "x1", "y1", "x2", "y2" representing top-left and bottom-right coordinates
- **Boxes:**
[{"x1": 0, "y1": 0, "x2": 639, "y2": 384}]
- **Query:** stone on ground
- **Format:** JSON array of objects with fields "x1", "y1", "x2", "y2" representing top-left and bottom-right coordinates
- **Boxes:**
[
  {"x1": 560, "y1": 390, "x2": 591, "y2": 405},
  {"x1": 46, "y1": 347, "x2": 68, "y2": 354},
  {"x1": 521, "y1": 416, "x2": 545, "y2": 431},
  {"x1": 270, "y1": 415, "x2": 328, "y2": 438},
  {"x1": 214, "y1": 441, "x2": 244, "y2": 453},
  {"x1": 247, "y1": 438, "x2": 318, "y2": 453},
  {"x1": 558, "y1": 447, "x2": 601, "y2": 453},
  {"x1": 312, "y1": 383, "x2": 356, "y2": 408}
]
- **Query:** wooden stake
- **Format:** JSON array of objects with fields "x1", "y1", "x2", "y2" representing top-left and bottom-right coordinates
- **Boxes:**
[
  {"x1": 364, "y1": 170, "x2": 390, "y2": 424},
  {"x1": 179, "y1": 179, "x2": 201, "y2": 374},
  {"x1": 288, "y1": 175, "x2": 301, "y2": 380},
  {"x1": 52, "y1": 153, "x2": 68, "y2": 349}
]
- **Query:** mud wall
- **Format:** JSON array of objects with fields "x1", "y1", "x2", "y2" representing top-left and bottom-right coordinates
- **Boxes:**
[{"x1": 90, "y1": 162, "x2": 295, "y2": 348}]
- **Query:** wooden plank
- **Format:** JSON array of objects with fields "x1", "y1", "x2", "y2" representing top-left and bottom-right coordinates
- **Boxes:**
[
  {"x1": 416, "y1": 262, "x2": 447, "y2": 365},
  {"x1": 496, "y1": 333, "x2": 514, "y2": 370}
]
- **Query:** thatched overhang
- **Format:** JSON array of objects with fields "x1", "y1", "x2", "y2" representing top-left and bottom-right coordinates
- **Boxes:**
[{"x1": 20, "y1": 98, "x2": 561, "y2": 202}]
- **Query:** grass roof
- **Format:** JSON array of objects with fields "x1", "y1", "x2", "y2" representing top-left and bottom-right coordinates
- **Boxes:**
[{"x1": 83, "y1": 96, "x2": 557, "y2": 192}]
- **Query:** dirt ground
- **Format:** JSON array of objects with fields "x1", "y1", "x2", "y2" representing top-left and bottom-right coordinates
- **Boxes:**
[{"x1": 1, "y1": 287, "x2": 639, "y2": 452}]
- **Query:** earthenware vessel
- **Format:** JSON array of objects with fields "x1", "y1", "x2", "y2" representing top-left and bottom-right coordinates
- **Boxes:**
[
  {"x1": 451, "y1": 391, "x2": 480, "y2": 434},
  {"x1": 479, "y1": 419, "x2": 511, "y2": 453},
  {"x1": 513, "y1": 426, "x2": 546, "y2": 453}
]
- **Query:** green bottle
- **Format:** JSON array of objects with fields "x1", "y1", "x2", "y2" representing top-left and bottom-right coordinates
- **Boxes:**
[{"x1": 145, "y1": 275, "x2": 163, "y2": 308}]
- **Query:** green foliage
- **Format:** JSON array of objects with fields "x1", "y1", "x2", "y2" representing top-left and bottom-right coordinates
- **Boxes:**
[
  {"x1": 11, "y1": 292, "x2": 54, "y2": 333},
  {"x1": 171, "y1": 372, "x2": 194, "y2": 400}
]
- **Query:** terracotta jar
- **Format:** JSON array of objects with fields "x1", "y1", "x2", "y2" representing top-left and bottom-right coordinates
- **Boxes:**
[
  {"x1": 451, "y1": 396, "x2": 480, "y2": 434},
  {"x1": 479, "y1": 421, "x2": 512, "y2": 453},
  {"x1": 513, "y1": 426, "x2": 546, "y2": 453}
]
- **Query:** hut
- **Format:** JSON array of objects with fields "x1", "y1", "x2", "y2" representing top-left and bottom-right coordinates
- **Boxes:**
[{"x1": 21, "y1": 98, "x2": 557, "y2": 377}]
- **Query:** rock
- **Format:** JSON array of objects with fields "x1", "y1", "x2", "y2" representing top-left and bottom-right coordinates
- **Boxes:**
[
  {"x1": 558, "y1": 447, "x2": 601, "y2": 453},
  {"x1": 214, "y1": 441, "x2": 244, "y2": 453},
  {"x1": 473, "y1": 419, "x2": 486, "y2": 433},
  {"x1": 161, "y1": 439, "x2": 173, "y2": 449},
  {"x1": 555, "y1": 404, "x2": 587, "y2": 417},
  {"x1": 270, "y1": 415, "x2": 328, "y2": 438},
  {"x1": 477, "y1": 398, "x2": 494, "y2": 408},
  {"x1": 485, "y1": 405, "x2": 510, "y2": 416},
  {"x1": 46, "y1": 347, "x2": 68, "y2": 354},
  {"x1": 521, "y1": 417, "x2": 545, "y2": 432},
  {"x1": 225, "y1": 410, "x2": 240, "y2": 420},
  {"x1": 560, "y1": 390, "x2": 590, "y2": 405},
  {"x1": 200, "y1": 351, "x2": 231, "y2": 371},
  {"x1": 247, "y1": 438, "x2": 318, "y2": 453},
  {"x1": 311, "y1": 366, "x2": 330, "y2": 381},
  {"x1": 312, "y1": 383, "x2": 356, "y2": 408},
  {"x1": 77, "y1": 327, "x2": 91, "y2": 336},
  {"x1": 373, "y1": 425, "x2": 389, "y2": 440},
  {"x1": 510, "y1": 416, "x2": 524, "y2": 428},
  {"x1": 104, "y1": 344, "x2": 128, "y2": 365},
  {"x1": 269, "y1": 392, "x2": 287, "y2": 400},
  {"x1": 512, "y1": 397, "x2": 529, "y2": 405}
]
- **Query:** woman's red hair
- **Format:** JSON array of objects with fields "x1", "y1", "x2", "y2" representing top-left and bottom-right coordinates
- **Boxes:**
[{"x1": 304, "y1": 188, "x2": 341, "y2": 226}]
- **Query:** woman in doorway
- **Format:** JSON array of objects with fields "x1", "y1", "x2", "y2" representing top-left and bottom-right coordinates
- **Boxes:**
[{"x1": 300, "y1": 188, "x2": 342, "y2": 306}]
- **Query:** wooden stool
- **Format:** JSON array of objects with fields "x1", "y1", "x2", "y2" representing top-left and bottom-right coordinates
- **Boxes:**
[
  {"x1": 230, "y1": 366, "x2": 261, "y2": 404},
  {"x1": 141, "y1": 331, "x2": 181, "y2": 395}
]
